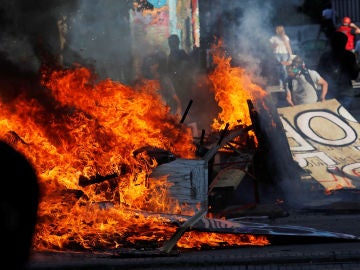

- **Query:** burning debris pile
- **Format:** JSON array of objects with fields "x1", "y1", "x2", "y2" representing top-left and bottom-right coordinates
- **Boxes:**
[{"x1": 0, "y1": 43, "x2": 276, "y2": 253}]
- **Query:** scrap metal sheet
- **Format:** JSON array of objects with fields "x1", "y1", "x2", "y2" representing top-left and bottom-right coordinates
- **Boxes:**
[{"x1": 192, "y1": 217, "x2": 359, "y2": 241}]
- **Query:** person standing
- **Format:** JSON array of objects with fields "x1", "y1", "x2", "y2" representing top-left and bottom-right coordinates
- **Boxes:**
[
  {"x1": 167, "y1": 34, "x2": 191, "y2": 75},
  {"x1": 337, "y1": 17, "x2": 360, "y2": 52},
  {"x1": 317, "y1": 31, "x2": 359, "y2": 110},
  {"x1": 318, "y1": 3, "x2": 337, "y2": 40},
  {"x1": 141, "y1": 51, "x2": 183, "y2": 116},
  {"x1": 166, "y1": 34, "x2": 193, "y2": 114},
  {"x1": 269, "y1": 25, "x2": 293, "y2": 91},
  {"x1": 285, "y1": 56, "x2": 328, "y2": 106}
]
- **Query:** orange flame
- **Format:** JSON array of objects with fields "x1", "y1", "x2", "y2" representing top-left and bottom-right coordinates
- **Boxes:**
[
  {"x1": 208, "y1": 40, "x2": 267, "y2": 131},
  {"x1": 0, "y1": 44, "x2": 271, "y2": 252},
  {"x1": 0, "y1": 65, "x2": 199, "y2": 251},
  {"x1": 178, "y1": 231, "x2": 269, "y2": 249}
]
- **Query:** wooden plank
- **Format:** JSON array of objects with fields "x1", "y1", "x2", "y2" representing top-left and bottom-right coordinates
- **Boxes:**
[
  {"x1": 212, "y1": 168, "x2": 246, "y2": 189},
  {"x1": 203, "y1": 126, "x2": 252, "y2": 162},
  {"x1": 209, "y1": 151, "x2": 254, "y2": 192},
  {"x1": 159, "y1": 209, "x2": 207, "y2": 254},
  {"x1": 150, "y1": 158, "x2": 208, "y2": 214}
]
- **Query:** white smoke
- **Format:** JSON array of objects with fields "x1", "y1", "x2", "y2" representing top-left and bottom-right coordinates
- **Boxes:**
[{"x1": 67, "y1": 0, "x2": 133, "y2": 82}]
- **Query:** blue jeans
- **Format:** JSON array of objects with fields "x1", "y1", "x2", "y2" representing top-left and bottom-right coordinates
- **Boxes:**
[{"x1": 274, "y1": 53, "x2": 290, "y2": 88}]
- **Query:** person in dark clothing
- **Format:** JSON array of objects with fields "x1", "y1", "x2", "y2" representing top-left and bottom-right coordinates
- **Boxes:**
[
  {"x1": 317, "y1": 31, "x2": 360, "y2": 110},
  {"x1": 337, "y1": 16, "x2": 360, "y2": 52},
  {"x1": 142, "y1": 51, "x2": 182, "y2": 116},
  {"x1": 167, "y1": 34, "x2": 191, "y2": 76},
  {"x1": 166, "y1": 34, "x2": 192, "y2": 115},
  {"x1": 0, "y1": 140, "x2": 40, "y2": 270},
  {"x1": 318, "y1": 3, "x2": 336, "y2": 40}
]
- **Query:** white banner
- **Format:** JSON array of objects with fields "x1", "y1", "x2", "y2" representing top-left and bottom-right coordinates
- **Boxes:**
[{"x1": 277, "y1": 99, "x2": 360, "y2": 191}]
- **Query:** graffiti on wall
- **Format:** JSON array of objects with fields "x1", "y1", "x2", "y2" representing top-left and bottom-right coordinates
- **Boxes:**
[
  {"x1": 277, "y1": 99, "x2": 360, "y2": 192},
  {"x1": 148, "y1": 0, "x2": 167, "y2": 8},
  {"x1": 130, "y1": 4, "x2": 171, "y2": 77},
  {"x1": 129, "y1": 0, "x2": 199, "y2": 78}
]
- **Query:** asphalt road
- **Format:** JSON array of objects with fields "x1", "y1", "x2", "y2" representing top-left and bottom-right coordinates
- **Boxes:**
[
  {"x1": 28, "y1": 214, "x2": 360, "y2": 269},
  {"x1": 27, "y1": 169, "x2": 360, "y2": 270}
]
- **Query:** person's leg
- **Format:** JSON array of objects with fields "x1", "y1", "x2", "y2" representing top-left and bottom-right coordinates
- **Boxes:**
[{"x1": 277, "y1": 54, "x2": 289, "y2": 90}]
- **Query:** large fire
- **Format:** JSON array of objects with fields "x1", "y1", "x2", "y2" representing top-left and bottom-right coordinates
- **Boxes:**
[
  {"x1": 0, "y1": 45, "x2": 269, "y2": 252},
  {"x1": 209, "y1": 41, "x2": 267, "y2": 131}
]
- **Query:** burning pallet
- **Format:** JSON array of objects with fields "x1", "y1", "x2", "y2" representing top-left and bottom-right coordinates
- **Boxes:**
[
  {"x1": 148, "y1": 100, "x2": 260, "y2": 216},
  {"x1": 149, "y1": 158, "x2": 208, "y2": 213}
]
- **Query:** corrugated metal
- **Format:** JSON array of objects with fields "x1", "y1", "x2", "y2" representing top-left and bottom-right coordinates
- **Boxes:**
[{"x1": 332, "y1": 0, "x2": 360, "y2": 23}]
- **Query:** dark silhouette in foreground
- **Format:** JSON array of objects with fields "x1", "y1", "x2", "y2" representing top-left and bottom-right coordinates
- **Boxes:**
[{"x1": 0, "y1": 140, "x2": 40, "y2": 270}]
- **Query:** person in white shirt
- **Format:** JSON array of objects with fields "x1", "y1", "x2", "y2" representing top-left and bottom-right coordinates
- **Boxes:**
[
  {"x1": 285, "y1": 56, "x2": 328, "y2": 106},
  {"x1": 269, "y1": 25, "x2": 293, "y2": 91}
]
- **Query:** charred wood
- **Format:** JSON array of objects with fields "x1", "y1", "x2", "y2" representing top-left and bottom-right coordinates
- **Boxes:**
[
  {"x1": 159, "y1": 209, "x2": 207, "y2": 253},
  {"x1": 133, "y1": 146, "x2": 176, "y2": 165},
  {"x1": 217, "y1": 123, "x2": 230, "y2": 145},
  {"x1": 247, "y1": 99, "x2": 265, "y2": 149},
  {"x1": 180, "y1": 99, "x2": 193, "y2": 124},
  {"x1": 195, "y1": 129, "x2": 208, "y2": 157},
  {"x1": 78, "y1": 172, "x2": 120, "y2": 187},
  {"x1": 4, "y1": 131, "x2": 28, "y2": 145},
  {"x1": 78, "y1": 146, "x2": 175, "y2": 187},
  {"x1": 199, "y1": 129, "x2": 205, "y2": 145},
  {"x1": 203, "y1": 125, "x2": 253, "y2": 162}
]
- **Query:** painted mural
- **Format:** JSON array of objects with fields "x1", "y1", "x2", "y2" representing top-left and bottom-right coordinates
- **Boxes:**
[
  {"x1": 129, "y1": 0, "x2": 198, "y2": 78},
  {"x1": 277, "y1": 99, "x2": 360, "y2": 192},
  {"x1": 130, "y1": 3, "x2": 170, "y2": 76}
]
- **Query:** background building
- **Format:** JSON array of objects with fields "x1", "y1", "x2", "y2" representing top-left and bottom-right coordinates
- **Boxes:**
[{"x1": 332, "y1": 0, "x2": 360, "y2": 23}]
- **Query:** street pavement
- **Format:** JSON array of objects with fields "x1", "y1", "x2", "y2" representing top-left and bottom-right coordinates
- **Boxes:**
[
  {"x1": 28, "y1": 180, "x2": 360, "y2": 269},
  {"x1": 28, "y1": 214, "x2": 360, "y2": 269}
]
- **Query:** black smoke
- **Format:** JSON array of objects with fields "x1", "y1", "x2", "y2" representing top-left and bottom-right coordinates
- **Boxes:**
[{"x1": 0, "y1": 1, "x2": 78, "y2": 72}]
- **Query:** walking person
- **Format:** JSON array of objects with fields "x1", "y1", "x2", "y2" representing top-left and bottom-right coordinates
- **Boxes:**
[
  {"x1": 269, "y1": 25, "x2": 293, "y2": 91},
  {"x1": 285, "y1": 56, "x2": 328, "y2": 106}
]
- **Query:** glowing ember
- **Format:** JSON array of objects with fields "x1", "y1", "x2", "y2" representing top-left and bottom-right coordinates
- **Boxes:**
[{"x1": 178, "y1": 231, "x2": 269, "y2": 249}]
